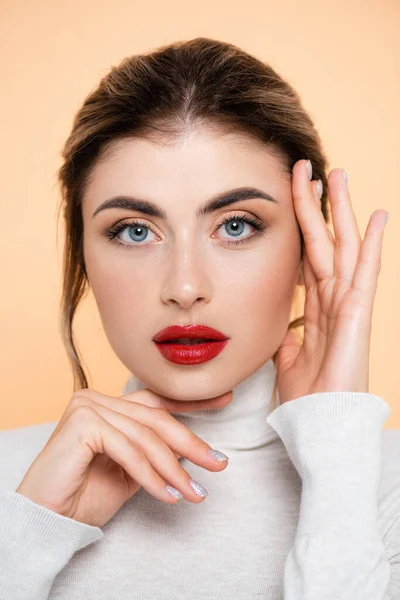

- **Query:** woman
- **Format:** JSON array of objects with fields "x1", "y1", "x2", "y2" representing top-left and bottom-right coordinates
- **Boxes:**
[{"x1": 0, "y1": 37, "x2": 398, "y2": 599}]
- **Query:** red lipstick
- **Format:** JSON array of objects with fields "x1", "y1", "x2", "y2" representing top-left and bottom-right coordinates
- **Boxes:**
[{"x1": 153, "y1": 324, "x2": 229, "y2": 365}]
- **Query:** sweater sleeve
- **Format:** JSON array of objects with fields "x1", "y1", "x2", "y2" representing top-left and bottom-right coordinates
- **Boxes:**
[
  {"x1": 0, "y1": 490, "x2": 104, "y2": 600},
  {"x1": 266, "y1": 391, "x2": 394, "y2": 599}
]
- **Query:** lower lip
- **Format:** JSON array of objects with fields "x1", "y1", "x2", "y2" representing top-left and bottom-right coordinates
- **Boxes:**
[{"x1": 154, "y1": 340, "x2": 229, "y2": 365}]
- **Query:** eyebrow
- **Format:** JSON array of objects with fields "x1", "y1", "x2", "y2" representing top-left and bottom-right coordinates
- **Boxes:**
[{"x1": 91, "y1": 187, "x2": 279, "y2": 220}]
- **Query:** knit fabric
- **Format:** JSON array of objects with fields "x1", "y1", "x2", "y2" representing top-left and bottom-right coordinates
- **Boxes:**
[{"x1": 1, "y1": 358, "x2": 399, "y2": 599}]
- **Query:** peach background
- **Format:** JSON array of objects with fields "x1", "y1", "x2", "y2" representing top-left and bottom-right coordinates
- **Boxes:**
[{"x1": 0, "y1": 0, "x2": 399, "y2": 431}]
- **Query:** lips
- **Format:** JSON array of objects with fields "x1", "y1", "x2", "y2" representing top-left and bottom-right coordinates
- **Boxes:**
[
  {"x1": 153, "y1": 324, "x2": 229, "y2": 365},
  {"x1": 153, "y1": 324, "x2": 228, "y2": 344}
]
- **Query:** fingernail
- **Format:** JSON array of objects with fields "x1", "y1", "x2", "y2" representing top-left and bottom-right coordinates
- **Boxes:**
[
  {"x1": 306, "y1": 159, "x2": 312, "y2": 180},
  {"x1": 316, "y1": 179, "x2": 323, "y2": 201},
  {"x1": 166, "y1": 485, "x2": 183, "y2": 499},
  {"x1": 342, "y1": 169, "x2": 348, "y2": 184},
  {"x1": 385, "y1": 212, "x2": 389, "y2": 225},
  {"x1": 208, "y1": 448, "x2": 230, "y2": 462},
  {"x1": 190, "y1": 479, "x2": 208, "y2": 497}
]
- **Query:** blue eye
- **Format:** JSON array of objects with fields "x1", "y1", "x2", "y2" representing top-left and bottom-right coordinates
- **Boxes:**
[
  {"x1": 104, "y1": 220, "x2": 156, "y2": 248},
  {"x1": 216, "y1": 213, "x2": 266, "y2": 245},
  {"x1": 104, "y1": 212, "x2": 267, "y2": 250}
]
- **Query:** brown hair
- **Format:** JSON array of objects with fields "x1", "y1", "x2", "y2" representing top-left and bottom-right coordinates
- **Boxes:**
[{"x1": 56, "y1": 37, "x2": 330, "y2": 404}]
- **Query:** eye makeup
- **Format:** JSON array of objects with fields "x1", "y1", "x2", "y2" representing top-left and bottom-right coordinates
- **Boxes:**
[{"x1": 103, "y1": 212, "x2": 268, "y2": 250}]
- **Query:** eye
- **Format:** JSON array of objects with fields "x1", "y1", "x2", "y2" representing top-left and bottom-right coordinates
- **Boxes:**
[
  {"x1": 104, "y1": 220, "x2": 157, "y2": 249},
  {"x1": 104, "y1": 212, "x2": 267, "y2": 250},
  {"x1": 215, "y1": 213, "x2": 267, "y2": 245}
]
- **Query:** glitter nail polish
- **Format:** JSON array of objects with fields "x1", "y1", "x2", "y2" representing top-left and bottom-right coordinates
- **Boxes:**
[
  {"x1": 208, "y1": 449, "x2": 230, "y2": 462},
  {"x1": 306, "y1": 160, "x2": 312, "y2": 180},
  {"x1": 190, "y1": 479, "x2": 208, "y2": 497},
  {"x1": 166, "y1": 485, "x2": 183, "y2": 499}
]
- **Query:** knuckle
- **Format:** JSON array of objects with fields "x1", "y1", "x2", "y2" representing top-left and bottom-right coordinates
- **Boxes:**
[
  {"x1": 124, "y1": 443, "x2": 148, "y2": 469},
  {"x1": 68, "y1": 404, "x2": 98, "y2": 426},
  {"x1": 69, "y1": 392, "x2": 91, "y2": 410},
  {"x1": 68, "y1": 395, "x2": 84, "y2": 411},
  {"x1": 137, "y1": 423, "x2": 159, "y2": 443},
  {"x1": 63, "y1": 395, "x2": 89, "y2": 421},
  {"x1": 66, "y1": 406, "x2": 104, "y2": 452},
  {"x1": 149, "y1": 406, "x2": 169, "y2": 424},
  {"x1": 71, "y1": 388, "x2": 92, "y2": 401}
]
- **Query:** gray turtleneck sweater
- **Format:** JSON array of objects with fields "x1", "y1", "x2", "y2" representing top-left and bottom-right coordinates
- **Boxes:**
[{"x1": 1, "y1": 359, "x2": 400, "y2": 599}]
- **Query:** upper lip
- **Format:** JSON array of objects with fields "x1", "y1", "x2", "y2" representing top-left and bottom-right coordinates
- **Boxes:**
[{"x1": 153, "y1": 324, "x2": 228, "y2": 343}]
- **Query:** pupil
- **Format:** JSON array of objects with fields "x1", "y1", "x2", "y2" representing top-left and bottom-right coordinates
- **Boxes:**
[
  {"x1": 226, "y1": 220, "x2": 244, "y2": 237},
  {"x1": 129, "y1": 226, "x2": 147, "y2": 242}
]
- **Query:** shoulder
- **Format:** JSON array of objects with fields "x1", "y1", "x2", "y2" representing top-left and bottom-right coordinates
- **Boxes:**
[
  {"x1": 0, "y1": 421, "x2": 58, "y2": 492},
  {"x1": 381, "y1": 429, "x2": 400, "y2": 495},
  {"x1": 378, "y1": 428, "x2": 400, "y2": 545}
]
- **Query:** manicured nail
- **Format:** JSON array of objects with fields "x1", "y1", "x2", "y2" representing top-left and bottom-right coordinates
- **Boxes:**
[
  {"x1": 306, "y1": 160, "x2": 312, "y2": 180},
  {"x1": 166, "y1": 485, "x2": 183, "y2": 499},
  {"x1": 385, "y1": 212, "x2": 389, "y2": 225},
  {"x1": 190, "y1": 479, "x2": 208, "y2": 497},
  {"x1": 316, "y1": 179, "x2": 323, "y2": 201},
  {"x1": 208, "y1": 448, "x2": 230, "y2": 462},
  {"x1": 342, "y1": 169, "x2": 348, "y2": 184}
]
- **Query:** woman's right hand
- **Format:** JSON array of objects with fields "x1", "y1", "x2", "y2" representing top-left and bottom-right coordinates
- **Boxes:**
[{"x1": 15, "y1": 387, "x2": 233, "y2": 528}]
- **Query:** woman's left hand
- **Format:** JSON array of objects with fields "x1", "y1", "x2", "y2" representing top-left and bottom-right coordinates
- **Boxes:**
[{"x1": 275, "y1": 159, "x2": 388, "y2": 405}]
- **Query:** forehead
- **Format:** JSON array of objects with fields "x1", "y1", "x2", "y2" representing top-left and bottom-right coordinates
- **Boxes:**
[{"x1": 82, "y1": 127, "x2": 290, "y2": 214}]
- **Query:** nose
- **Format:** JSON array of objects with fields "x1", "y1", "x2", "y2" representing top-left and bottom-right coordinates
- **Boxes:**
[{"x1": 160, "y1": 241, "x2": 213, "y2": 309}]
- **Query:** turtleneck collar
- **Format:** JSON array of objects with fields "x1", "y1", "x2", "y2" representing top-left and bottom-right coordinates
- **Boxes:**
[{"x1": 121, "y1": 359, "x2": 280, "y2": 450}]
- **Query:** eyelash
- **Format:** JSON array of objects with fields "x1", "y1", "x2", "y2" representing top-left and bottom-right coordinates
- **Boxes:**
[{"x1": 104, "y1": 212, "x2": 267, "y2": 250}]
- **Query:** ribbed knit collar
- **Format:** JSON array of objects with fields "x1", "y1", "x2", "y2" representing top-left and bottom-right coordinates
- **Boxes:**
[{"x1": 122, "y1": 358, "x2": 280, "y2": 450}]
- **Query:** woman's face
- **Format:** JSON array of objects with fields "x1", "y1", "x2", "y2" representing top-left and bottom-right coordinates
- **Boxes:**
[{"x1": 81, "y1": 126, "x2": 304, "y2": 401}]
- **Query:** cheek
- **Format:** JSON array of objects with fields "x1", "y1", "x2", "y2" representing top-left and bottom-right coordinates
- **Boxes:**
[
  {"x1": 216, "y1": 238, "x2": 300, "y2": 342},
  {"x1": 84, "y1": 241, "x2": 154, "y2": 329},
  {"x1": 87, "y1": 259, "x2": 157, "y2": 366}
]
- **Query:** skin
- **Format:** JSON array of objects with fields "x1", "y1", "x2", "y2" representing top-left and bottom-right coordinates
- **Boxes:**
[
  {"x1": 81, "y1": 124, "x2": 308, "y2": 403},
  {"x1": 14, "y1": 130, "x2": 387, "y2": 525},
  {"x1": 275, "y1": 158, "x2": 387, "y2": 404}
]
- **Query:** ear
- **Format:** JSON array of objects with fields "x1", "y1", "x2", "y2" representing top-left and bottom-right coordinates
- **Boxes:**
[{"x1": 297, "y1": 262, "x2": 305, "y2": 286}]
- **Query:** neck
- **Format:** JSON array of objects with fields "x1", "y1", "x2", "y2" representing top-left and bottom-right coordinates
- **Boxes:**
[{"x1": 122, "y1": 358, "x2": 280, "y2": 450}]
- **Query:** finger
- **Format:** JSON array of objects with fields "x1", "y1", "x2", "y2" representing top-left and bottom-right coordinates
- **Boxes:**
[
  {"x1": 70, "y1": 402, "x2": 212, "y2": 504},
  {"x1": 351, "y1": 209, "x2": 387, "y2": 309},
  {"x1": 302, "y1": 179, "x2": 334, "y2": 291},
  {"x1": 292, "y1": 159, "x2": 334, "y2": 280},
  {"x1": 328, "y1": 169, "x2": 362, "y2": 284},
  {"x1": 311, "y1": 179, "x2": 335, "y2": 246},
  {"x1": 121, "y1": 388, "x2": 234, "y2": 413},
  {"x1": 67, "y1": 407, "x2": 185, "y2": 504},
  {"x1": 311, "y1": 179, "x2": 322, "y2": 204},
  {"x1": 69, "y1": 390, "x2": 227, "y2": 470},
  {"x1": 302, "y1": 242, "x2": 317, "y2": 290}
]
